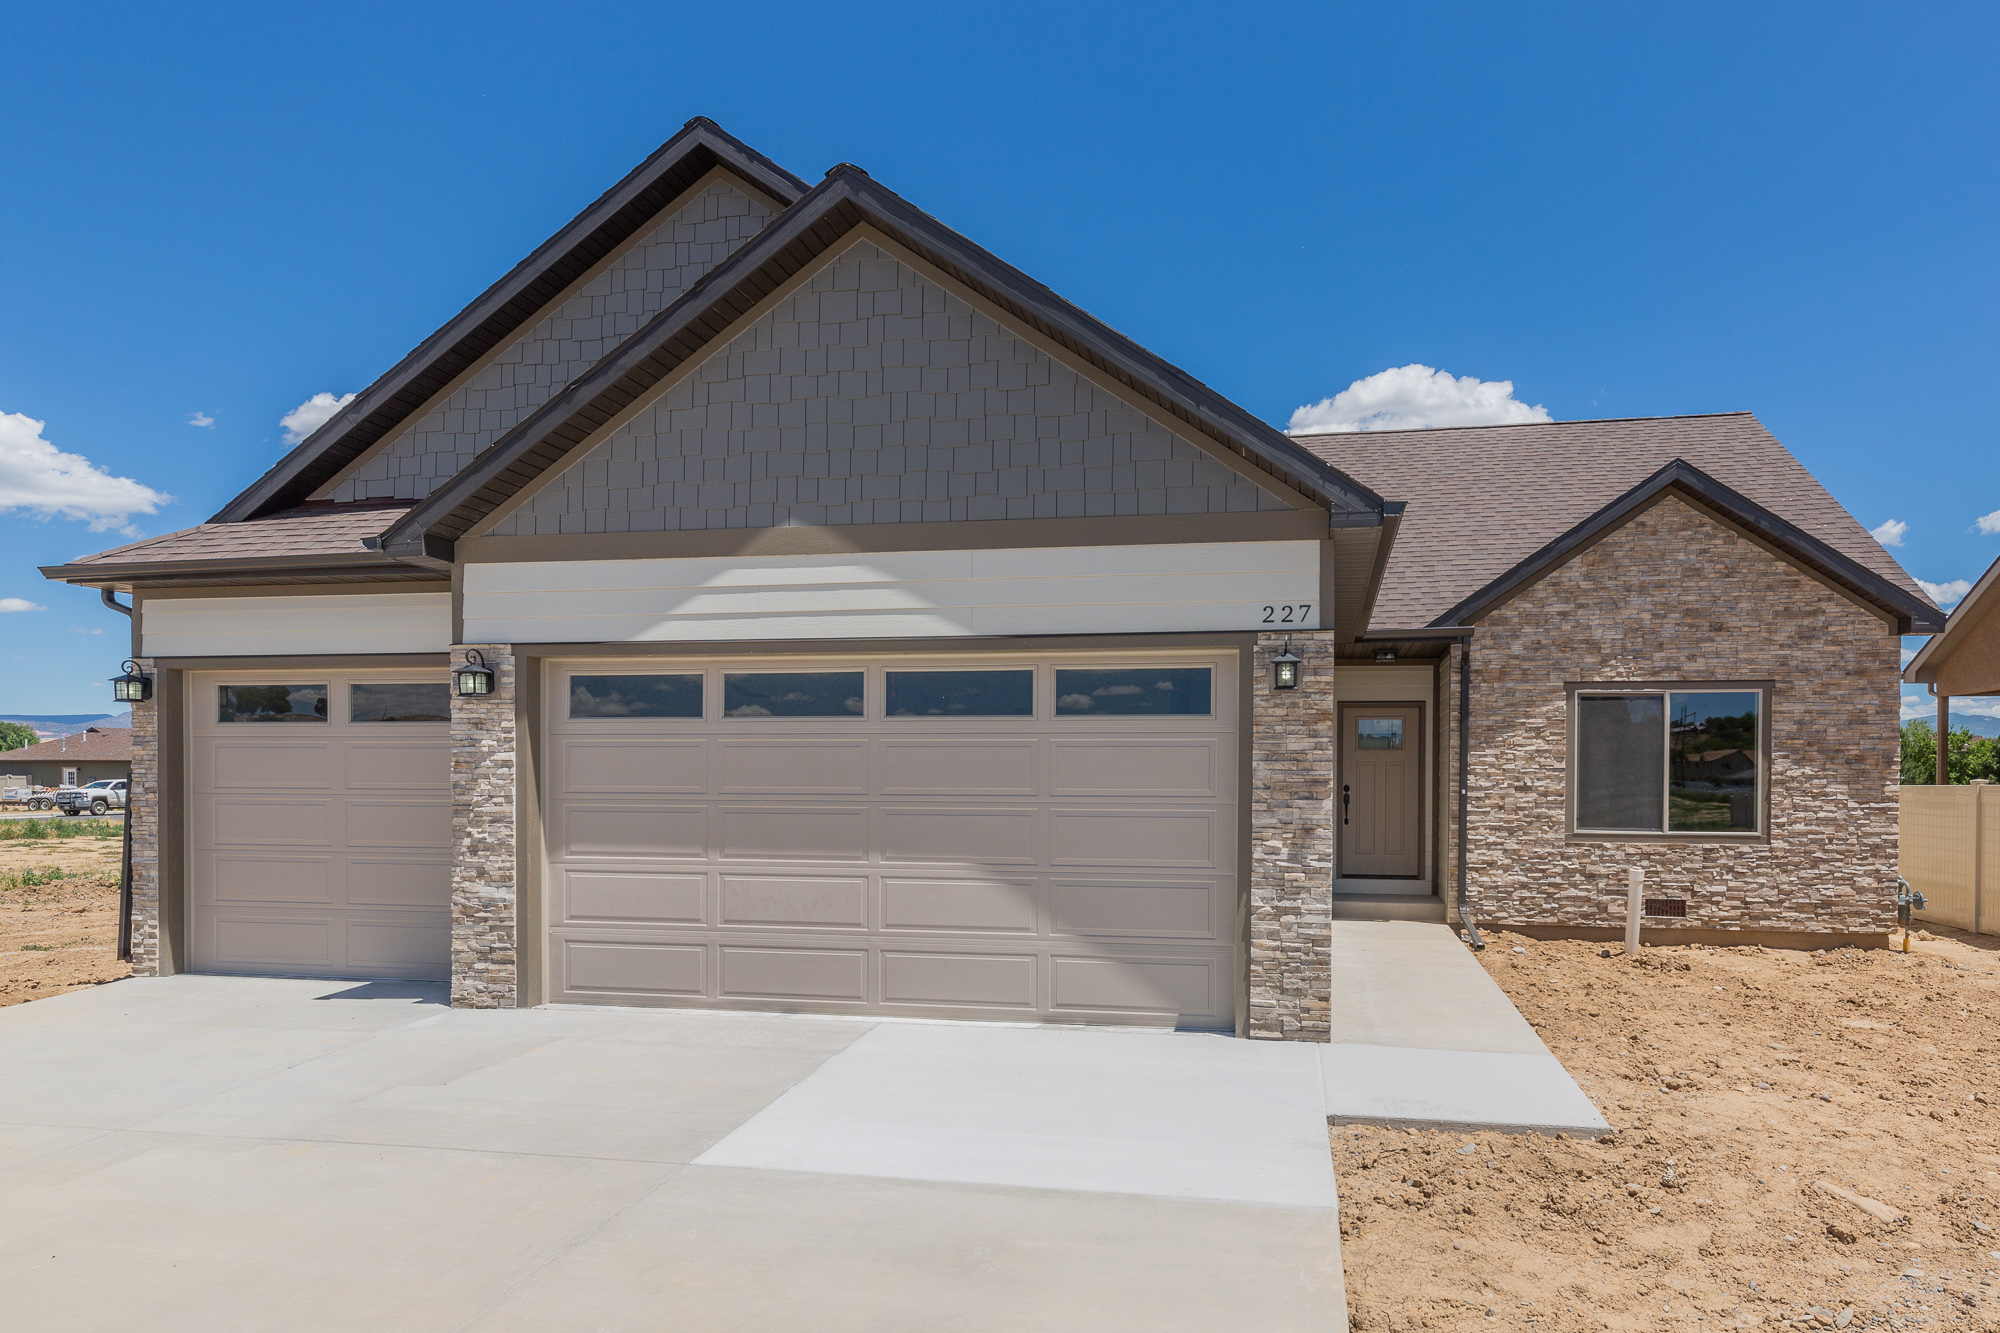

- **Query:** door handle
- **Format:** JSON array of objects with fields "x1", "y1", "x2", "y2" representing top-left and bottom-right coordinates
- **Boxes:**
[{"x1": 1341, "y1": 784, "x2": 1350, "y2": 826}]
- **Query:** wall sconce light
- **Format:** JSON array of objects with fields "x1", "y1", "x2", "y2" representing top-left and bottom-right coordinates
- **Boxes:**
[
  {"x1": 1374, "y1": 648, "x2": 1397, "y2": 662},
  {"x1": 455, "y1": 649, "x2": 496, "y2": 697},
  {"x1": 1271, "y1": 638, "x2": 1301, "y2": 690},
  {"x1": 110, "y1": 660, "x2": 152, "y2": 703}
]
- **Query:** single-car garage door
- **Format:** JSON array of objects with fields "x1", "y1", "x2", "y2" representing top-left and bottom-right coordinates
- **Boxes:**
[
  {"x1": 188, "y1": 669, "x2": 453, "y2": 980},
  {"x1": 545, "y1": 651, "x2": 1241, "y2": 1029}
]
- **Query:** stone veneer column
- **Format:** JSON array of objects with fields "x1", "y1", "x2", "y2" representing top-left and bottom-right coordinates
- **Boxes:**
[
  {"x1": 1247, "y1": 631, "x2": 1337, "y2": 1040},
  {"x1": 125, "y1": 657, "x2": 161, "y2": 975},
  {"x1": 450, "y1": 645, "x2": 517, "y2": 1008}
]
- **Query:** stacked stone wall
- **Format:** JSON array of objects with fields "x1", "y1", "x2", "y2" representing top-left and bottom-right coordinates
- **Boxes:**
[
  {"x1": 1462, "y1": 497, "x2": 1901, "y2": 936},
  {"x1": 1248, "y1": 630, "x2": 1337, "y2": 1039},
  {"x1": 124, "y1": 660, "x2": 161, "y2": 975},
  {"x1": 450, "y1": 646, "x2": 519, "y2": 1006}
]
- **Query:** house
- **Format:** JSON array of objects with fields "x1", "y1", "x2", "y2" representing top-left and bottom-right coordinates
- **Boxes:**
[
  {"x1": 39, "y1": 120, "x2": 1940, "y2": 1039},
  {"x1": 1, "y1": 726, "x2": 132, "y2": 790},
  {"x1": 1903, "y1": 552, "x2": 2000, "y2": 779}
]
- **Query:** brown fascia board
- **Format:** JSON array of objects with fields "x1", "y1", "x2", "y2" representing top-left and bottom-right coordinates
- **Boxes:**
[
  {"x1": 210, "y1": 119, "x2": 810, "y2": 525},
  {"x1": 1429, "y1": 458, "x2": 1946, "y2": 635},
  {"x1": 381, "y1": 167, "x2": 1383, "y2": 561},
  {"x1": 38, "y1": 551, "x2": 435, "y2": 589}
]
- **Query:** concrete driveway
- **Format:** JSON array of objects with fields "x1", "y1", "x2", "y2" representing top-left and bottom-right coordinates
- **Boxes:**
[{"x1": 0, "y1": 977, "x2": 1344, "y2": 1331}]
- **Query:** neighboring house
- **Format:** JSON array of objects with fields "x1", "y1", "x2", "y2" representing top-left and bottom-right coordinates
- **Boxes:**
[
  {"x1": 39, "y1": 120, "x2": 1941, "y2": 1040},
  {"x1": 1903, "y1": 553, "x2": 2000, "y2": 780},
  {"x1": 1, "y1": 726, "x2": 133, "y2": 789}
]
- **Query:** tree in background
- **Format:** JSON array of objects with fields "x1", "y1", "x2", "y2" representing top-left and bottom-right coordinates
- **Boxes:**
[
  {"x1": 1901, "y1": 720, "x2": 2000, "y2": 785},
  {"x1": 0, "y1": 721, "x2": 37, "y2": 753}
]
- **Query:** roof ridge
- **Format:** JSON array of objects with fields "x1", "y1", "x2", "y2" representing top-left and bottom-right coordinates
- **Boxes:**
[{"x1": 1289, "y1": 410, "x2": 1756, "y2": 440}]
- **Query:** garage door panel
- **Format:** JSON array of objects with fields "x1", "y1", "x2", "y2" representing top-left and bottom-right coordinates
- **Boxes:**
[
  {"x1": 562, "y1": 739, "x2": 708, "y2": 794},
  {"x1": 718, "y1": 741, "x2": 869, "y2": 794},
  {"x1": 209, "y1": 856, "x2": 332, "y2": 906},
  {"x1": 1051, "y1": 953, "x2": 1222, "y2": 1018},
  {"x1": 564, "y1": 940, "x2": 707, "y2": 996},
  {"x1": 879, "y1": 741, "x2": 1038, "y2": 795},
  {"x1": 563, "y1": 870, "x2": 708, "y2": 925},
  {"x1": 1051, "y1": 739, "x2": 1224, "y2": 798},
  {"x1": 210, "y1": 914, "x2": 337, "y2": 969},
  {"x1": 882, "y1": 951, "x2": 1037, "y2": 1008},
  {"x1": 1051, "y1": 878, "x2": 1223, "y2": 939},
  {"x1": 718, "y1": 807, "x2": 869, "y2": 862},
  {"x1": 720, "y1": 875, "x2": 867, "y2": 928},
  {"x1": 1051, "y1": 809, "x2": 1218, "y2": 867},
  {"x1": 878, "y1": 807, "x2": 1037, "y2": 865},
  {"x1": 720, "y1": 946, "x2": 868, "y2": 1001},
  {"x1": 347, "y1": 857, "x2": 451, "y2": 908},
  {"x1": 345, "y1": 741, "x2": 450, "y2": 790},
  {"x1": 881, "y1": 877, "x2": 1038, "y2": 933},
  {"x1": 211, "y1": 799, "x2": 331, "y2": 848},
  {"x1": 564, "y1": 805, "x2": 709, "y2": 859},
  {"x1": 203, "y1": 742, "x2": 332, "y2": 791},
  {"x1": 346, "y1": 799, "x2": 451, "y2": 849},
  {"x1": 346, "y1": 919, "x2": 450, "y2": 975}
]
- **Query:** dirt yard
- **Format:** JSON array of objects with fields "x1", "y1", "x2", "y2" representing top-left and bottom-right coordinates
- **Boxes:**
[
  {"x1": 0, "y1": 820, "x2": 131, "y2": 1007},
  {"x1": 1337, "y1": 927, "x2": 2000, "y2": 1331}
]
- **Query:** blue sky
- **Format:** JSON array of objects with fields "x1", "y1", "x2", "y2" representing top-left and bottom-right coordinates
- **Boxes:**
[{"x1": 2, "y1": 2, "x2": 1996, "y2": 715}]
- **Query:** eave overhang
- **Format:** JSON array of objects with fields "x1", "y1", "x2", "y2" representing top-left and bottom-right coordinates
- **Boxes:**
[
  {"x1": 1429, "y1": 458, "x2": 1945, "y2": 636},
  {"x1": 380, "y1": 166, "x2": 1383, "y2": 562},
  {"x1": 1905, "y1": 551, "x2": 2000, "y2": 686},
  {"x1": 211, "y1": 119, "x2": 810, "y2": 524},
  {"x1": 39, "y1": 551, "x2": 445, "y2": 591}
]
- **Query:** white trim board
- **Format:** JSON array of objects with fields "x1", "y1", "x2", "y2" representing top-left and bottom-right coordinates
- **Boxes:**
[
  {"x1": 463, "y1": 541, "x2": 1319, "y2": 644},
  {"x1": 141, "y1": 592, "x2": 452, "y2": 657}
]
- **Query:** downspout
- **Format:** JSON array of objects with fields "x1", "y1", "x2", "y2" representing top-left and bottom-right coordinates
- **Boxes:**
[
  {"x1": 97, "y1": 589, "x2": 134, "y2": 962},
  {"x1": 1456, "y1": 634, "x2": 1483, "y2": 951}
]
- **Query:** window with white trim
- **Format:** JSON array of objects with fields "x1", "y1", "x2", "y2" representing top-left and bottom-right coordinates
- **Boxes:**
[{"x1": 1573, "y1": 688, "x2": 1763, "y2": 834}]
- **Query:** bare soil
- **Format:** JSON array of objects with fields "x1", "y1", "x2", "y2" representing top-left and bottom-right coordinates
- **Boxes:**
[
  {"x1": 1336, "y1": 927, "x2": 2000, "y2": 1330},
  {"x1": 0, "y1": 830, "x2": 130, "y2": 1007}
]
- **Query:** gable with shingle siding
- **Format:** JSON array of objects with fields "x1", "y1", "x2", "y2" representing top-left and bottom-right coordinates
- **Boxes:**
[
  {"x1": 483, "y1": 240, "x2": 1294, "y2": 536},
  {"x1": 323, "y1": 179, "x2": 775, "y2": 503}
]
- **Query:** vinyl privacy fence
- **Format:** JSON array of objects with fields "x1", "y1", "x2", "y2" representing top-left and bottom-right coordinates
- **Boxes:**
[{"x1": 1901, "y1": 782, "x2": 2000, "y2": 933}]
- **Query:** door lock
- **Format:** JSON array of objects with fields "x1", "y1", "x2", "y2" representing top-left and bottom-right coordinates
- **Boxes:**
[{"x1": 1341, "y1": 783, "x2": 1350, "y2": 825}]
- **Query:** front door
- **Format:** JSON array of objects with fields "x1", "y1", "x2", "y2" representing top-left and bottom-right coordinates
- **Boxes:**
[{"x1": 1338, "y1": 703, "x2": 1423, "y2": 880}]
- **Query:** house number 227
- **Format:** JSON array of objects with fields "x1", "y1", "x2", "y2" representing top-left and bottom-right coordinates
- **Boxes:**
[{"x1": 1261, "y1": 603, "x2": 1312, "y2": 624}]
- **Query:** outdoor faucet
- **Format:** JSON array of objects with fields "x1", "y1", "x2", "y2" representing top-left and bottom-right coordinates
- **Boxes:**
[{"x1": 1896, "y1": 877, "x2": 1927, "y2": 953}]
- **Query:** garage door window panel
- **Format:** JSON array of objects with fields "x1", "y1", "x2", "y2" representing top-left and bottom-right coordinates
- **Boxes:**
[
  {"x1": 885, "y1": 669, "x2": 1033, "y2": 718},
  {"x1": 724, "y1": 671, "x2": 865, "y2": 719},
  {"x1": 218, "y1": 684, "x2": 328, "y2": 723},
  {"x1": 1054, "y1": 668, "x2": 1211, "y2": 716},
  {"x1": 349, "y1": 682, "x2": 451, "y2": 723},
  {"x1": 569, "y1": 674, "x2": 703, "y2": 719}
]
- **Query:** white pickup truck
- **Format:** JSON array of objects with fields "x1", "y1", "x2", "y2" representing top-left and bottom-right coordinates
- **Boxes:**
[{"x1": 54, "y1": 779, "x2": 127, "y2": 817}]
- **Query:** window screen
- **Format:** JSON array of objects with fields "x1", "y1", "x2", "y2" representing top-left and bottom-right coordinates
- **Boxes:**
[{"x1": 1575, "y1": 694, "x2": 1665, "y2": 830}]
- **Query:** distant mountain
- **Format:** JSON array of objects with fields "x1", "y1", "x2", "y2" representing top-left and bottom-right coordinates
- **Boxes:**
[
  {"x1": 0, "y1": 713, "x2": 125, "y2": 740},
  {"x1": 1947, "y1": 712, "x2": 2000, "y2": 739}
]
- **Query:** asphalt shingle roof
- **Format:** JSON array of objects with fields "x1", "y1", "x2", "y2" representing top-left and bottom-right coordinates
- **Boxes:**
[
  {"x1": 1292, "y1": 412, "x2": 1933, "y2": 630},
  {"x1": 66, "y1": 504, "x2": 412, "y2": 567},
  {"x1": 2, "y1": 727, "x2": 132, "y2": 764}
]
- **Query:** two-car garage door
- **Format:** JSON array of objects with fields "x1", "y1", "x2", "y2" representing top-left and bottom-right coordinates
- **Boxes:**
[{"x1": 546, "y1": 651, "x2": 1242, "y2": 1029}]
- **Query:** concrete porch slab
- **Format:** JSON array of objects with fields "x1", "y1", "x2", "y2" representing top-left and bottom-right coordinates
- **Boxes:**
[{"x1": 1321, "y1": 920, "x2": 1611, "y2": 1137}]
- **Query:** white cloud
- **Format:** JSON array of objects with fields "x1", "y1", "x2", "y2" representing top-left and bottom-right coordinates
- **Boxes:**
[
  {"x1": 1870, "y1": 519, "x2": 1907, "y2": 547},
  {"x1": 1919, "y1": 578, "x2": 1973, "y2": 607},
  {"x1": 1286, "y1": 364, "x2": 1553, "y2": 435},
  {"x1": 1977, "y1": 508, "x2": 2000, "y2": 536},
  {"x1": 279, "y1": 392, "x2": 356, "y2": 446},
  {"x1": 70, "y1": 626, "x2": 105, "y2": 635},
  {"x1": 0, "y1": 412, "x2": 172, "y2": 535},
  {"x1": 1912, "y1": 692, "x2": 2000, "y2": 723},
  {"x1": 0, "y1": 597, "x2": 45, "y2": 613},
  {"x1": 188, "y1": 412, "x2": 215, "y2": 428},
  {"x1": 1900, "y1": 644, "x2": 1918, "y2": 667}
]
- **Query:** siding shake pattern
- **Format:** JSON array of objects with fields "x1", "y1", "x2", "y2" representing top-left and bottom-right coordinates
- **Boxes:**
[{"x1": 487, "y1": 241, "x2": 1290, "y2": 535}]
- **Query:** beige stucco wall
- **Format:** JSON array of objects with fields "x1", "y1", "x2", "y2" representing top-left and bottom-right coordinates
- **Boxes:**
[{"x1": 1453, "y1": 496, "x2": 1901, "y2": 938}]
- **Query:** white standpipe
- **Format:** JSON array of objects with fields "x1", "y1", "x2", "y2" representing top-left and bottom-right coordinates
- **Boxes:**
[{"x1": 1625, "y1": 867, "x2": 1644, "y2": 956}]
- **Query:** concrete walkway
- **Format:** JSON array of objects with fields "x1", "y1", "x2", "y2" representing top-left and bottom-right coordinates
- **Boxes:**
[
  {"x1": 1319, "y1": 920, "x2": 1610, "y2": 1136},
  {"x1": 0, "y1": 976, "x2": 1345, "y2": 1332}
]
